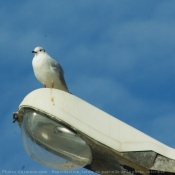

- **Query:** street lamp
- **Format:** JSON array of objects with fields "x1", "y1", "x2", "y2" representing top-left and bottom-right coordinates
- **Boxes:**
[{"x1": 13, "y1": 89, "x2": 175, "y2": 174}]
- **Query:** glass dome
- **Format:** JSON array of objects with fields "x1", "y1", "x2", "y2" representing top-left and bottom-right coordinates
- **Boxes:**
[{"x1": 21, "y1": 110, "x2": 92, "y2": 170}]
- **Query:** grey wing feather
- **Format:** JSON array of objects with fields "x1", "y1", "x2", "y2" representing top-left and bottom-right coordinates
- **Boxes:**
[{"x1": 50, "y1": 59, "x2": 69, "y2": 91}]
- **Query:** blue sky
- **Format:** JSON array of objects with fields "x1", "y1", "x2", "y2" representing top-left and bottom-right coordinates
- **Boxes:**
[{"x1": 1, "y1": 0, "x2": 175, "y2": 174}]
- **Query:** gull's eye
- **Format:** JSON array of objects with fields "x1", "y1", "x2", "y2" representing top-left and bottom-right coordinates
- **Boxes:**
[{"x1": 40, "y1": 49, "x2": 42, "y2": 52}]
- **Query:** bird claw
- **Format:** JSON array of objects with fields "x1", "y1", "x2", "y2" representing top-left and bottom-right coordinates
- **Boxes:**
[{"x1": 51, "y1": 81, "x2": 54, "y2": 88}]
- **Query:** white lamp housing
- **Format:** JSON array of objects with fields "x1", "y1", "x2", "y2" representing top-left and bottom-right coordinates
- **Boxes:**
[{"x1": 14, "y1": 88, "x2": 175, "y2": 173}]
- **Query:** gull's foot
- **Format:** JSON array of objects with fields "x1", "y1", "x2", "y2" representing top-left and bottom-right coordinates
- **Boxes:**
[{"x1": 51, "y1": 81, "x2": 54, "y2": 88}]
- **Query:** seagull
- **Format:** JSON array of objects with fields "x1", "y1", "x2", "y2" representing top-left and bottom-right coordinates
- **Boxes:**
[{"x1": 32, "y1": 46, "x2": 69, "y2": 92}]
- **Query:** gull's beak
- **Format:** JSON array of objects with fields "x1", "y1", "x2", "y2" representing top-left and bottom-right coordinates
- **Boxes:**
[{"x1": 32, "y1": 51, "x2": 37, "y2": 53}]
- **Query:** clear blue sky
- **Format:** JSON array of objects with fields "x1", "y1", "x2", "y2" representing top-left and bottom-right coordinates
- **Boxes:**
[{"x1": 1, "y1": 0, "x2": 175, "y2": 174}]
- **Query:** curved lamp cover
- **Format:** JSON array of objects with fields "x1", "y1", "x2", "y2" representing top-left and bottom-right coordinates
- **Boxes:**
[{"x1": 21, "y1": 110, "x2": 92, "y2": 170}]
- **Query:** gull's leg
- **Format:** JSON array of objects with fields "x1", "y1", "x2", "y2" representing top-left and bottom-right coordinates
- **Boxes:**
[
  {"x1": 44, "y1": 84, "x2": 46, "y2": 88},
  {"x1": 51, "y1": 81, "x2": 54, "y2": 88}
]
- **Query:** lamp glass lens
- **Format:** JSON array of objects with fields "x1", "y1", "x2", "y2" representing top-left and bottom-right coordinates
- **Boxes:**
[{"x1": 21, "y1": 110, "x2": 92, "y2": 170}]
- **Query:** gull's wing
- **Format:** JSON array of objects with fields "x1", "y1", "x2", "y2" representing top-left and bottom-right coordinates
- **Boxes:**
[{"x1": 50, "y1": 58, "x2": 69, "y2": 91}]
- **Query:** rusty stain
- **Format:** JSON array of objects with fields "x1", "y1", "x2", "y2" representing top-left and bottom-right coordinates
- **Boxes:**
[
  {"x1": 51, "y1": 97, "x2": 55, "y2": 105},
  {"x1": 59, "y1": 162, "x2": 75, "y2": 169},
  {"x1": 50, "y1": 87, "x2": 52, "y2": 95},
  {"x1": 50, "y1": 88, "x2": 55, "y2": 105}
]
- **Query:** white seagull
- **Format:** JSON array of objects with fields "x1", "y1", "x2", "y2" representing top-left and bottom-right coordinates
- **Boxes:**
[{"x1": 32, "y1": 46, "x2": 69, "y2": 92}]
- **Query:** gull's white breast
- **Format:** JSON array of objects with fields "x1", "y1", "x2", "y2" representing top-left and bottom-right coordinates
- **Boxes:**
[{"x1": 32, "y1": 53, "x2": 63, "y2": 89}]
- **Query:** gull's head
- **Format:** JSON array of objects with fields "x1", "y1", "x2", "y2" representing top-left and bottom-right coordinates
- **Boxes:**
[{"x1": 32, "y1": 46, "x2": 46, "y2": 55}]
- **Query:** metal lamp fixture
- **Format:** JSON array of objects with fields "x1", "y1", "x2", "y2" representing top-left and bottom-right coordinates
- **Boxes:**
[
  {"x1": 13, "y1": 89, "x2": 92, "y2": 171},
  {"x1": 13, "y1": 89, "x2": 175, "y2": 174}
]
